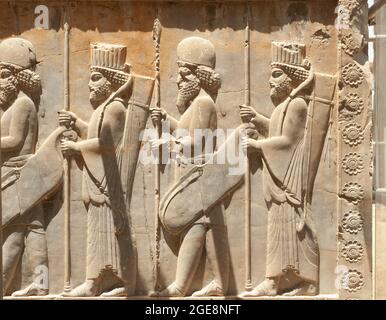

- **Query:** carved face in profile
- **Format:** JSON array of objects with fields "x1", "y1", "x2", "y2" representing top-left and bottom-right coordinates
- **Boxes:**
[
  {"x1": 0, "y1": 66, "x2": 19, "y2": 109},
  {"x1": 88, "y1": 71, "x2": 112, "y2": 107},
  {"x1": 269, "y1": 67, "x2": 293, "y2": 105},
  {"x1": 176, "y1": 62, "x2": 201, "y2": 114}
]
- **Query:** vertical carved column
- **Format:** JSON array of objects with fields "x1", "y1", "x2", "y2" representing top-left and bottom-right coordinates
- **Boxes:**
[{"x1": 337, "y1": 0, "x2": 373, "y2": 299}]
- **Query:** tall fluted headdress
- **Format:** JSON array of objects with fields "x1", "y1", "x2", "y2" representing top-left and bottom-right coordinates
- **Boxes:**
[
  {"x1": 271, "y1": 41, "x2": 311, "y2": 82},
  {"x1": 90, "y1": 43, "x2": 131, "y2": 86}
]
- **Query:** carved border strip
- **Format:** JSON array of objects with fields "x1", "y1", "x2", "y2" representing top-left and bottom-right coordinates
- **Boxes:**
[{"x1": 337, "y1": 0, "x2": 373, "y2": 299}]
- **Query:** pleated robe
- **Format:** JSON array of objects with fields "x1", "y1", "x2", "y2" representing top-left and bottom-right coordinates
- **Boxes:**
[
  {"x1": 261, "y1": 97, "x2": 319, "y2": 283},
  {"x1": 80, "y1": 98, "x2": 132, "y2": 281}
]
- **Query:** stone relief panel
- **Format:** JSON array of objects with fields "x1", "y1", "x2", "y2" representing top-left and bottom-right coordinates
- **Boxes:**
[{"x1": 0, "y1": 0, "x2": 372, "y2": 299}]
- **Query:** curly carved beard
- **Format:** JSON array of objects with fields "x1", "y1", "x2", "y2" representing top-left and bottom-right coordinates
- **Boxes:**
[
  {"x1": 0, "y1": 76, "x2": 18, "y2": 109},
  {"x1": 176, "y1": 77, "x2": 201, "y2": 114},
  {"x1": 89, "y1": 78, "x2": 112, "y2": 107},
  {"x1": 270, "y1": 75, "x2": 292, "y2": 106}
]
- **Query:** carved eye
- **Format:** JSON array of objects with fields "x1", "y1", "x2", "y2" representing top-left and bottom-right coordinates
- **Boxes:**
[
  {"x1": 179, "y1": 67, "x2": 191, "y2": 77},
  {"x1": 272, "y1": 69, "x2": 283, "y2": 78},
  {"x1": 0, "y1": 69, "x2": 12, "y2": 79},
  {"x1": 90, "y1": 72, "x2": 103, "y2": 82}
]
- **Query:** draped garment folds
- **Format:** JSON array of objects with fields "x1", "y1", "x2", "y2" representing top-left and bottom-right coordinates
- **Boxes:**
[
  {"x1": 80, "y1": 97, "x2": 132, "y2": 281},
  {"x1": 261, "y1": 97, "x2": 319, "y2": 283},
  {"x1": 2, "y1": 127, "x2": 67, "y2": 227}
]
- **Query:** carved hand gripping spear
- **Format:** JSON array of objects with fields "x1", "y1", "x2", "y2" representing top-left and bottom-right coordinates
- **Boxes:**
[{"x1": 152, "y1": 17, "x2": 162, "y2": 292}]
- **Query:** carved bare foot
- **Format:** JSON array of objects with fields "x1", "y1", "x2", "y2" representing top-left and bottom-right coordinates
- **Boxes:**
[
  {"x1": 282, "y1": 282, "x2": 317, "y2": 296},
  {"x1": 148, "y1": 282, "x2": 185, "y2": 297},
  {"x1": 100, "y1": 287, "x2": 127, "y2": 297},
  {"x1": 61, "y1": 279, "x2": 98, "y2": 297},
  {"x1": 191, "y1": 280, "x2": 224, "y2": 297},
  {"x1": 239, "y1": 279, "x2": 278, "y2": 297},
  {"x1": 11, "y1": 282, "x2": 48, "y2": 297}
]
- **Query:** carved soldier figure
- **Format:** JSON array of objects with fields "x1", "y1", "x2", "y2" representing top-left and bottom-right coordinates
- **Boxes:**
[
  {"x1": 59, "y1": 43, "x2": 153, "y2": 297},
  {"x1": 150, "y1": 37, "x2": 230, "y2": 297},
  {"x1": 0, "y1": 37, "x2": 50, "y2": 296},
  {"x1": 240, "y1": 42, "x2": 324, "y2": 296}
]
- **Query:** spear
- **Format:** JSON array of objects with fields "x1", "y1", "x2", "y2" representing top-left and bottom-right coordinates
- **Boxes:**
[
  {"x1": 243, "y1": 2, "x2": 253, "y2": 292},
  {"x1": 0, "y1": 99, "x2": 2, "y2": 300},
  {"x1": 152, "y1": 16, "x2": 162, "y2": 292},
  {"x1": 63, "y1": 21, "x2": 72, "y2": 293}
]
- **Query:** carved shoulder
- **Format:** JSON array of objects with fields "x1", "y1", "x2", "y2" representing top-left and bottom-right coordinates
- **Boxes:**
[
  {"x1": 194, "y1": 95, "x2": 216, "y2": 117},
  {"x1": 195, "y1": 95, "x2": 216, "y2": 108},
  {"x1": 287, "y1": 97, "x2": 308, "y2": 115},
  {"x1": 13, "y1": 96, "x2": 36, "y2": 115},
  {"x1": 104, "y1": 100, "x2": 126, "y2": 120},
  {"x1": 282, "y1": 97, "x2": 308, "y2": 140}
]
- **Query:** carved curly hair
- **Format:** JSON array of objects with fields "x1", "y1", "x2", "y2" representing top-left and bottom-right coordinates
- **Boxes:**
[
  {"x1": 0, "y1": 62, "x2": 42, "y2": 95},
  {"x1": 178, "y1": 61, "x2": 221, "y2": 94},
  {"x1": 195, "y1": 65, "x2": 221, "y2": 93}
]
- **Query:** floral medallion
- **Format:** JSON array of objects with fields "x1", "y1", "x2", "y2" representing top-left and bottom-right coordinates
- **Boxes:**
[
  {"x1": 342, "y1": 63, "x2": 364, "y2": 87},
  {"x1": 342, "y1": 123, "x2": 364, "y2": 146},
  {"x1": 340, "y1": 182, "x2": 364, "y2": 204},
  {"x1": 341, "y1": 269, "x2": 364, "y2": 293},
  {"x1": 342, "y1": 209, "x2": 364, "y2": 234},
  {"x1": 342, "y1": 241, "x2": 364, "y2": 263},
  {"x1": 342, "y1": 152, "x2": 364, "y2": 176}
]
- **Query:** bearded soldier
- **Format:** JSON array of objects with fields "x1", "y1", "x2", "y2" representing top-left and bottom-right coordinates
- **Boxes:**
[
  {"x1": 239, "y1": 42, "x2": 337, "y2": 296},
  {"x1": 0, "y1": 38, "x2": 51, "y2": 296},
  {"x1": 60, "y1": 43, "x2": 153, "y2": 297},
  {"x1": 150, "y1": 37, "x2": 230, "y2": 297}
]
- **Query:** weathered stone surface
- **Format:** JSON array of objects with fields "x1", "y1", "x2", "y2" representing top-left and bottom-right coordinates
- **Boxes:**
[{"x1": 0, "y1": 0, "x2": 373, "y2": 299}]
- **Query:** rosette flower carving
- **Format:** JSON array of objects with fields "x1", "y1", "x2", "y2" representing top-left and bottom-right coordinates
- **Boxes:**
[
  {"x1": 341, "y1": 269, "x2": 364, "y2": 293},
  {"x1": 341, "y1": 92, "x2": 364, "y2": 115},
  {"x1": 340, "y1": 182, "x2": 364, "y2": 204},
  {"x1": 341, "y1": 30, "x2": 363, "y2": 56},
  {"x1": 342, "y1": 123, "x2": 364, "y2": 146},
  {"x1": 342, "y1": 152, "x2": 364, "y2": 176},
  {"x1": 342, "y1": 210, "x2": 364, "y2": 234},
  {"x1": 342, "y1": 241, "x2": 364, "y2": 263},
  {"x1": 342, "y1": 63, "x2": 364, "y2": 87}
]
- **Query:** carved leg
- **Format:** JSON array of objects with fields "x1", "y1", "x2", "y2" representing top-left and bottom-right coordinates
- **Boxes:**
[
  {"x1": 61, "y1": 279, "x2": 100, "y2": 297},
  {"x1": 152, "y1": 224, "x2": 207, "y2": 297},
  {"x1": 98, "y1": 270, "x2": 127, "y2": 297},
  {"x1": 239, "y1": 278, "x2": 279, "y2": 297},
  {"x1": 282, "y1": 281, "x2": 318, "y2": 296},
  {"x1": 2, "y1": 223, "x2": 26, "y2": 295},
  {"x1": 100, "y1": 287, "x2": 127, "y2": 297},
  {"x1": 13, "y1": 205, "x2": 49, "y2": 297},
  {"x1": 192, "y1": 206, "x2": 229, "y2": 297}
]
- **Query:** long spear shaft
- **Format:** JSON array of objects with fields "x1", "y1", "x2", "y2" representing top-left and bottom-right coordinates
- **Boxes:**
[
  {"x1": 244, "y1": 3, "x2": 253, "y2": 292},
  {"x1": 63, "y1": 21, "x2": 72, "y2": 293},
  {"x1": 152, "y1": 17, "x2": 162, "y2": 292},
  {"x1": 0, "y1": 95, "x2": 2, "y2": 300}
]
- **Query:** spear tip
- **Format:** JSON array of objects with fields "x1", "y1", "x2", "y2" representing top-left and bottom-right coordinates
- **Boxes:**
[{"x1": 152, "y1": 18, "x2": 162, "y2": 41}]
